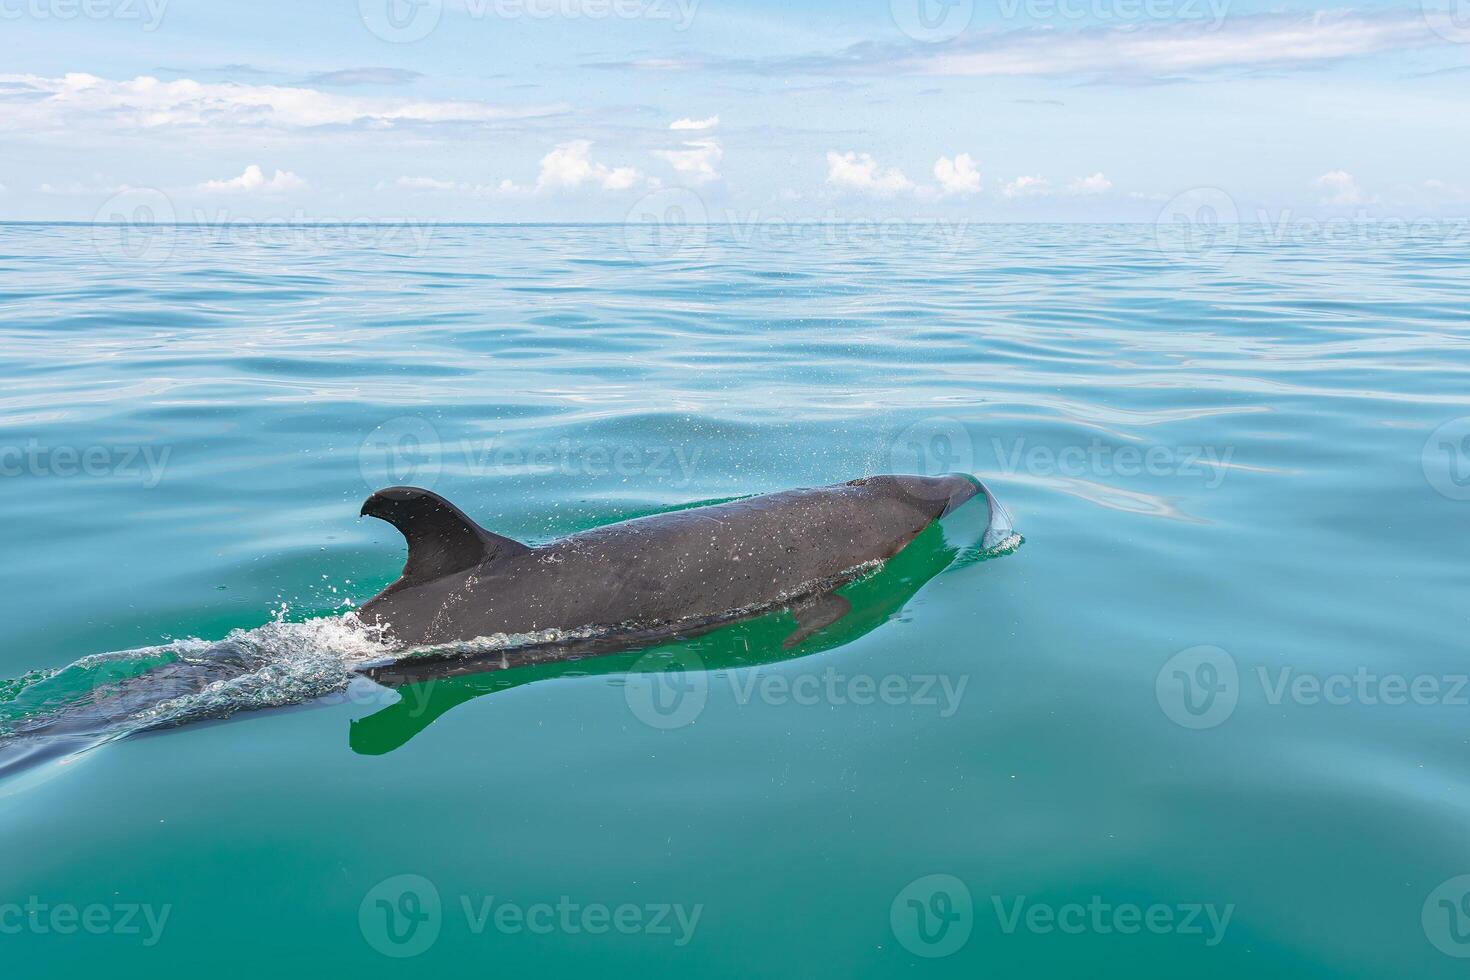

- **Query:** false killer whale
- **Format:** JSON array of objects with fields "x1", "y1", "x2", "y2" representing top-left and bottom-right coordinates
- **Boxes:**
[
  {"x1": 357, "y1": 474, "x2": 1008, "y2": 675},
  {"x1": 0, "y1": 475, "x2": 1013, "y2": 777}
]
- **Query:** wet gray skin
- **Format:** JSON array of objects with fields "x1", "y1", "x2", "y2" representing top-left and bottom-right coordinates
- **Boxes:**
[{"x1": 357, "y1": 474, "x2": 1000, "y2": 650}]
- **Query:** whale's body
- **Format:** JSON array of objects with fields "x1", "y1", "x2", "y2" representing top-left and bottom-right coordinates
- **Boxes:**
[
  {"x1": 358, "y1": 475, "x2": 1004, "y2": 653},
  {"x1": 0, "y1": 475, "x2": 1011, "y2": 776}
]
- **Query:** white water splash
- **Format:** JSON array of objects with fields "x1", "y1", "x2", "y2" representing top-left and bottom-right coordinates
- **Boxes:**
[
  {"x1": 0, "y1": 612, "x2": 402, "y2": 746},
  {"x1": 119, "y1": 614, "x2": 404, "y2": 732}
]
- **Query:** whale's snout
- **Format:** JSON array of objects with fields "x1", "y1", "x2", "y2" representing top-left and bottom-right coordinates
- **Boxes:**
[
  {"x1": 871, "y1": 473, "x2": 989, "y2": 520},
  {"x1": 902, "y1": 473, "x2": 1015, "y2": 552},
  {"x1": 934, "y1": 474, "x2": 983, "y2": 518}
]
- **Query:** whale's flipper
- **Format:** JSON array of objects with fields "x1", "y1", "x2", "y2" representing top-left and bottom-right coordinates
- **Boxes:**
[
  {"x1": 361, "y1": 487, "x2": 530, "y2": 589},
  {"x1": 783, "y1": 593, "x2": 852, "y2": 649}
]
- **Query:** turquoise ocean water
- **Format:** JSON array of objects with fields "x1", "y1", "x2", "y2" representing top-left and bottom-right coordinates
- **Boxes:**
[{"x1": 1, "y1": 221, "x2": 1468, "y2": 976}]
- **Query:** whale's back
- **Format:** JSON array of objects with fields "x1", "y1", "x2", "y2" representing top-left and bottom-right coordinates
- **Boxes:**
[{"x1": 358, "y1": 476, "x2": 984, "y2": 647}]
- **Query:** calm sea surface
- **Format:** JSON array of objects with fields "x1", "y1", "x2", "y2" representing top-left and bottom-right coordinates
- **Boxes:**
[{"x1": 2, "y1": 222, "x2": 1468, "y2": 977}]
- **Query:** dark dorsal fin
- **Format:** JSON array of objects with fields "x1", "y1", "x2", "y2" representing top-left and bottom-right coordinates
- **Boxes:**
[{"x1": 360, "y1": 487, "x2": 530, "y2": 589}]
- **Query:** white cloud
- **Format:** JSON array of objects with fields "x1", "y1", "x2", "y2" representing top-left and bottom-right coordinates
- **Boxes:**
[
  {"x1": 825, "y1": 151, "x2": 913, "y2": 196},
  {"x1": 1421, "y1": 178, "x2": 1470, "y2": 203},
  {"x1": 654, "y1": 139, "x2": 723, "y2": 183},
  {"x1": 375, "y1": 167, "x2": 663, "y2": 201},
  {"x1": 200, "y1": 165, "x2": 306, "y2": 194},
  {"x1": 933, "y1": 154, "x2": 981, "y2": 195},
  {"x1": 671, "y1": 115, "x2": 719, "y2": 131},
  {"x1": 531, "y1": 141, "x2": 642, "y2": 193},
  {"x1": 1068, "y1": 172, "x2": 1113, "y2": 194},
  {"x1": 395, "y1": 176, "x2": 462, "y2": 192},
  {"x1": 903, "y1": 11, "x2": 1446, "y2": 78},
  {"x1": 613, "y1": 11, "x2": 1448, "y2": 81},
  {"x1": 1002, "y1": 175, "x2": 1050, "y2": 198},
  {"x1": 657, "y1": 117, "x2": 724, "y2": 182},
  {"x1": 1001, "y1": 173, "x2": 1113, "y2": 198},
  {"x1": 37, "y1": 179, "x2": 130, "y2": 196},
  {"x1": 622, "y1": 58, "x2": 702, "y2": 71},
  {"x1": 0, "y1": 72, "x2": 562, "y2": 132},
  {"x1": 1315, "y1": 170, "x2": 1362, "y2": 206},
  {"x1": 384, "y1": 175, "x2": 504, "y2": 196}
]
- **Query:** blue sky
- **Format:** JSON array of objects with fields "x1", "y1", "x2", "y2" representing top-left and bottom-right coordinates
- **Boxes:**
[{"x1": 2, "y1": 0, "x2": 1468, "y2": 221}]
